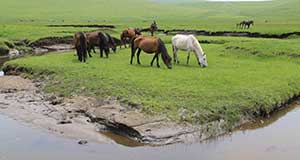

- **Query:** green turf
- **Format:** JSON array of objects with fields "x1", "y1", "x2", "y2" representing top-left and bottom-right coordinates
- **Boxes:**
[
  {"x1": 5, "y1": 36, "x2": 300, "y2": 125},
  {"x1": 0, "y1": 0, "x2": 299, "y2": 41}
]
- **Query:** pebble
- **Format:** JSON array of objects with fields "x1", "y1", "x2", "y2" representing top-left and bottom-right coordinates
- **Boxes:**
[{"x1": 78, "y1": 140, "x2": 88, "y2": 145}]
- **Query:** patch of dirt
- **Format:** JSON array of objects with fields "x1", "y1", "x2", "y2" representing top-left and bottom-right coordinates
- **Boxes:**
[
  {"x1": 0, "y1": 76, "x2": 114, "y2": 144},
  {"x1": 30, "y1": 36, "x2": 73, "y2": 47},
  {"x1": 0, "y1": 75, "x2": 229, "y2": 146},
  {"x1": 141, "y1": 28, "x2": 300, "y2": 39},
  {"x1": 47, "y1": 24, "x2": 116, "y2": 28}
]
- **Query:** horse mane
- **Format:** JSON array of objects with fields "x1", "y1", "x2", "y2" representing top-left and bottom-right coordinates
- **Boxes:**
[
  {"x1": 157, "y1": 38, "x2": 171, "y2": 63},
  {"x1": 190, "y1": 35, "x2": 204, "y2": 56}
]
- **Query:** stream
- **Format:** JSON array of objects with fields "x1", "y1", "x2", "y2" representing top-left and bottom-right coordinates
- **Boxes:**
[{"x1": 1, "y1": 55, "x2": 300, "y2": 159}]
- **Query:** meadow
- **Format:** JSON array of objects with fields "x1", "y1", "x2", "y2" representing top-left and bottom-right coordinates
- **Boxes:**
[{"x1": 2, "y1": 0, "x2": 300, "y2": 127}]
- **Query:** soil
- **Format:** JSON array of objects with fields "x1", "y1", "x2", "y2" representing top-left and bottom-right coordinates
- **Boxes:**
[{"x1": 0, "y1": 75, "x2": 230, "y2": 146}]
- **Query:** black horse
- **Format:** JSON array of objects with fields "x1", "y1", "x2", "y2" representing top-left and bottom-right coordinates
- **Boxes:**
[
  {"x1": 237, "y1": 20, "x2": 254, "y2": 29},
  {"x1": 98, "y1": 32, "x2": 117, "y2": 58},
  {"x1": 74, "y1": 32, "x2": 88, "y2": 62}
]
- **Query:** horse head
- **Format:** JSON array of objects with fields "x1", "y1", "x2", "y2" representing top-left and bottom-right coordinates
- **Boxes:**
[{"x1": 198, "y1": 53, "x2": 208, "y2": 68}]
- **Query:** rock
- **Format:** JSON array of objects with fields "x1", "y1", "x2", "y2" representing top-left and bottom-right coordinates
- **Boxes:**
[
  {"x1": 78, "y1": 139, "x2": 88, "y2": 145},
  {"x1": 57, "y1": 120, "x2": 72, "y2": 125},
  {"x1": 9, "y1": 49, "x2": 20, "y2": 58}
]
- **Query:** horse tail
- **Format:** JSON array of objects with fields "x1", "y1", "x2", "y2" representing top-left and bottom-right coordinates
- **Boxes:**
[
  {"x1": 131, "y1": 36, "x2": 138, "y2": 55},
  {"x1": 79, "y1": 32, "x2": 87, "y2": 60}
]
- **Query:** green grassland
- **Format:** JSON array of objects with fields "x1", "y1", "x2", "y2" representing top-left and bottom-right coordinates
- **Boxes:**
[
  {"x1": 2, "y1": 0, "x2": 300, "y2": 127},
  {"x1": 5, "y1": 36, "x2": 300, "y2": 125},
  {"x1": 0, "y1": 0, "x2": 299, "y2": 41}
]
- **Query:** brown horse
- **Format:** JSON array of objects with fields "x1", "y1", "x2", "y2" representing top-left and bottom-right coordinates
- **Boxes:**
[
  {"x1": 86, "y1": 31, "x2": 117, "y2": 58},
  {"x1": 149, "y1": 21, "x2": 157, "y2": 36},
  {"x1": 131, "y1": 36, "x2": 172, "y2": 69},
  {"x1": 74, "y1": 32, "x2": 88, "y2": 62},
  {"x1": 120, "y1": 28, "x2": 141, "y2": 48}
]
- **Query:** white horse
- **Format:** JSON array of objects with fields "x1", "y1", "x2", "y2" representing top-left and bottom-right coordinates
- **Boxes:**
[{"x1": 172, "y1": 34, "x2": 208, "y2": 67}]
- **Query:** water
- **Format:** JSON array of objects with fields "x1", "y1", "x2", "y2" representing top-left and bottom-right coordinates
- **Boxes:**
[
  {"x1": 1, "y1": 102, "x2": 300, "y2": 159},
  {"x1": 1, "y1": 55, "x2": 300, "y2": 159}
]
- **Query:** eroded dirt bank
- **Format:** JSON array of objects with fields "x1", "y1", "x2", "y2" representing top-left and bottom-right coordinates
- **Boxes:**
[
  {"x1": 0, "y1": 76, "x2": 114, "y2": 144},
  {"x1": 0, "y1": 75, "x2": 231, "y2": 145}
]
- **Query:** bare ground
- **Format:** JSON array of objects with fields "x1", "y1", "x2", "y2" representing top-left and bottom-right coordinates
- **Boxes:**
[{"x1": 0, "y1": 76, "x2": 229, "y2": 145}]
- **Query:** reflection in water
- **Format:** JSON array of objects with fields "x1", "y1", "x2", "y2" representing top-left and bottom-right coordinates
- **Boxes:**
[{"x1": 1, "y1": 102, "x2": 300, "y2": 160}]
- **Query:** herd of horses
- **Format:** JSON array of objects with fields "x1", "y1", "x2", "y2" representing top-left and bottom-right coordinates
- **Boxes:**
[
  {"x1": 74, "y1": 21, "x2": 208, "y2": 68},
  {"x1": 236, "y1": 20, "x2": 254, "y2": 29}
]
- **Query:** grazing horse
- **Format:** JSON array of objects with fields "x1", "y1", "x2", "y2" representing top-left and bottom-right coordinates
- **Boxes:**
[
  {"x1": 74, "y1": 32, "x2": 88, "y2": 62},
  {"x1": 237, "y1": 20, "x2": 254, "y2": 29},
  {"x1": 86, "y1": 31, "x2": 116, "y2": 57},
  {"x1": 131, "y1": 36, "x2": 172, "y2": 69},
  {"x1": 120, "y1": 28, "x2": 141, "y2": 48},
  {"x1": 172, "y1": 34, "x2": 208, "y2": 67},
  {"x1": 149, "y1": 21, "x2": 158, "y2": 36}
]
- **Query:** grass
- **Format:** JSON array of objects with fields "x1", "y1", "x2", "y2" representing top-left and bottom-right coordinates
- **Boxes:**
[
  {"x1": 1, "y1": 0, "x2": 300, "y2": 128},
  {"x1": 0, "y1": 0, "x2": 299, "y2": 41},
  {"x1": 5, "y1": 36, "x2": 300, "y2": 126}
]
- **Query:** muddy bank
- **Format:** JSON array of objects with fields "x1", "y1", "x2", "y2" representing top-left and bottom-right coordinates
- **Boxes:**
[
  {"x1": 47, "y1": 24, "x2": 115, "y2": 28},
  {"x1": 1, "y1": 70, "x2": 230, "y2": 146},
  {"x1": 142, "y1": 28, "x2": 300, "y2": 39},
  {"x1": 0, "y1": 76, "x2": 116, "y2": 144}
]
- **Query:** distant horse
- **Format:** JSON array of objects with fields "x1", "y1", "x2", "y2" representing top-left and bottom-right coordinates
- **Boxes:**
[
  {"x1": 120, "y1": 28, "x2": 141, "y2": 48},
  {"x1": 74, "y1": 32, "x2": 88, "y2": 62},
  {"x1": 131, "y1": 36, "x2": 172, "y2": 69},
  {"x1": 237, "y1": 20, "x2": 254, "y2": 29},
  {"x1": 149, "y1": 21, "x2": 158, "y2": 36},
  {"x1": 86, "y1": 31, "x2": 116, "y2": 58},
  {"x1": 172, "y1": 34, "x2": 208, "y2": 67}
]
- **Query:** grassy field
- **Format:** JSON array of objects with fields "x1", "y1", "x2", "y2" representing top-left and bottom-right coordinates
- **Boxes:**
[
  {"x1": 0, "y1": 0, "x2": 299, "y2": 41},
  {"x1": 2, "y1": 0, "x2": 300, "y2": 127},
  {"x1": 5, "y1": 36, "x2": 300, "y2": 125}
]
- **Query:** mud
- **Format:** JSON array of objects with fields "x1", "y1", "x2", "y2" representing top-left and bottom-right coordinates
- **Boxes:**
[
  {"x1": 141, "y1": 28, "x2": 300, "y2": 39},
  {"x1": 47, "y1": 24, "x2": 115, "y2": 28},
  {"x1": 0, "y1": 74, "x2": 231, "y2": 146},
  {"x1": 30, "y1": 36, "x2": 73, "y2": 47},
  {"x1": 0, "y1": 76, "x2": 114, "y2": 144}
]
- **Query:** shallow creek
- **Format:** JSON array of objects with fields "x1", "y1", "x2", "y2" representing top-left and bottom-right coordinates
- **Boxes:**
[{"x1": 1, "y1": 56, "x2": 300, "y2": 159}]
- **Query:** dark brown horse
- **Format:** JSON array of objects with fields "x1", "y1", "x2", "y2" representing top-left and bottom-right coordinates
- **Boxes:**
[
  {"x1": 74, "y1": 32, "x2": 88, "y2": 62},
  {"x1": 237, "y1": 20, "x2": 254, "y2": 29},
  {"x1": 86, "y1": 31, "x2": 116, "y2": 58},
  {"x1": 120, "y1": 28, "x2": 141, "y2": 48},
  {"x1": 131, "y1": 36, "x2": 172, "y2": 69},
  {"x1": 149, "y1": 21, "x2": 157, "y2": 36}
]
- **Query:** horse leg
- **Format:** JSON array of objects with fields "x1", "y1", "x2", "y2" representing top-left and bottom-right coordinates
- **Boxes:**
[
  {"x1": 156, "y1": 53, "x2": 160, "y2": 68},
  {"x1": 88, "y1": 47, "x2": 92, "y2": 58},
  {"x1": 92, "y1": 46, "x2": 96, "y2": 53},
  {"x1": 100, "y1": 48, "x2": 103, "y2": 58},
  {"x1": 130, "y1": 47, "x2": 137, "y2": 65},
  {"x1": 150, "y1": 53, "x2": 157, "y2": 67},
  {"x1": 137, "y1": 49, "x2": 142, "y2": 64},
  {"x1": 187, "y1": 51, "x2": 191, "y2": 65},
  {"x1": 173, "y1": 46, "x2": 179, "y2": 64}
]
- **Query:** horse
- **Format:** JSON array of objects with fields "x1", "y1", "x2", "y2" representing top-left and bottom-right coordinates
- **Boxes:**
[
  {"x1": 149, "y1": 21, "x2": 158, "y2": 36},
  {"x1": 131, "y1": 36, "x2": 172, "y2": 69},
  {"x1": 172, "y1": 34, "x2": 208, "y2": 67},
  {"x1": 86, "y1": 31, "x2": 116, "y2": 58},
  {"x1": 237, "y1": 20, "x2": 254, "y2": 29},
  {"x1": 74, "y1": 32, "x2": 88, "y2": 62},
  {"x1": 120, "y1": 28, "x2": 141, "y2": 48}
]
